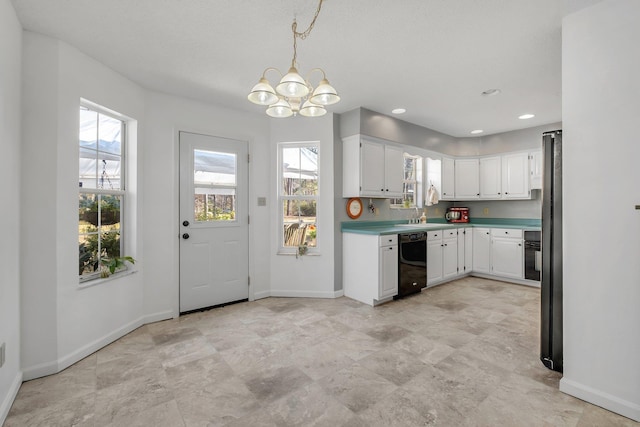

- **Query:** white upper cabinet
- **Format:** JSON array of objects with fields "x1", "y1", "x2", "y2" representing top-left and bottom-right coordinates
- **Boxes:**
[
  {"x1": 530, "y1": 149, "x2": 543, "y2": 190},
  {"x1": 454, "y1": 158, "x2": 480, "y2": 199},
  {"x1": 359, "y1": 138, "x2": 385, "y2": 196},
  {"x1": 441, "y1": 157, "x2": 455, "y2": 200},
  {"x1": 383, "y1": 145, "x2": 404, "y2": 197},
  {"x1": 343, "y1": 134, "x2": 535, "y2": 201},
  {"x1": 342, "y1": 135, "x2": 403, "y2": 198},
  {"x1": 502, "y1": 152, "x2": 531, "y2": 199},
  {"x1": 479, "y1": 156, "x2": 502, "y2": 199}
]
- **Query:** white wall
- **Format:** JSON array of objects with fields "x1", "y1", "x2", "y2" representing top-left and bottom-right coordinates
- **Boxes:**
[
  {"x1": 562, "y1": 0, "x2": 640, "y2": 421},
  {"x1": 21, "y1": 32, "x2": 147, "y2": 379},
  {"x1": 143, "y1": 91, "x2": 271, "y2": 313},
  {"x1": 269, "y1": 115, "x2": 338, "y2": 298},
  {"x1": 0, "y1": 0, "x2": 23, "y2": 423}
]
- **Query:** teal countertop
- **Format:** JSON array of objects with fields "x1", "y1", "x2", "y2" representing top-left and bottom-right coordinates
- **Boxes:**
[{"x1": 341, "y1": 218, "x2": 541, "y2": 235}]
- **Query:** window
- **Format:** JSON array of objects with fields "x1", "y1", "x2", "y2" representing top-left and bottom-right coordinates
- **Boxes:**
[
  {"x1": 392, "y1": 153, "x2": 423, "y2": 207},
  {"x1": 193, "y1": 149, "x2": 237, "y2": 222},
  {"x1": 78, "y1": 104, "x2": 126, "y2": 280},
  {"x1": 278, "y1": 143, "x2": 319, "y2": 252}
]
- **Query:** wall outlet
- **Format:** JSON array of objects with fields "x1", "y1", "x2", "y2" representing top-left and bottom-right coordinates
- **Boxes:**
[
  {"x1": 257, "y1": 197, "x2": 267, "y2": 206},
  {"x1": 483, "y1": 207, "x2": 489, "y2": 216},
  {"x1": 0, "y1": 342, "x2": 5, "y2": 368},
  {"x1": 435, "y1": 208, "x2": 441, "y2": 215}
]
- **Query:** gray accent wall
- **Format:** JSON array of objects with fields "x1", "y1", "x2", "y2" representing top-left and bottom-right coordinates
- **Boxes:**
[
  {"x1": 457, "y1": 122, "x2": 563, "y2": 156},
  {"x1": 342, "y1": 107, "x2": 459, "y2": 156}
]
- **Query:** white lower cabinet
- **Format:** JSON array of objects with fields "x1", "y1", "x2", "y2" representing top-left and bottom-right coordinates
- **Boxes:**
[
  {"x1": 441, "y1": 229, "x2": 459, "y2": 280},
  {"x1": 379, "y1": 243, "x2": 399, "y2": 299},
  {"x1": 427, "y1": 229, "x2": 459, "y2": 285},
  {"x1": 343, "y1": 233, "x2": 398, "y2": 306},
  {"x1": 458, "y1": 228, "x2": 473, "y2": 274},
  {"x1": 427, "y1": 236, "x2": 443, "y2": 284},
  {"x1": 472, "y1": 228, "x2": 492, "y2": 273},
  {"x1": 472, "y1": 227, "x2": 525, "y2": 280},
  {"x1": 490, "y1": 228, "x2": 524, "y2": 279}
]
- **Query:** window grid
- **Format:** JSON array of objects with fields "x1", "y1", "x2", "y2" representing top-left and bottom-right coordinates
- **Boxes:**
[
  {"x1": 392, "y1": 154, "x2": 422, "y2": 207},
  {"x1": 278, "y1": 143, "x2": 319, "y2": 251},
  {"x1": 78, "y1": 105, "x2": 126, "y2": 281}
]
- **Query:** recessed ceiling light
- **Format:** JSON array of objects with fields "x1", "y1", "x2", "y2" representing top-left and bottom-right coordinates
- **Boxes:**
[
  {"x1": 481, "y1": 89, "x2": 501, "y2": 97},
  {"x1": 470, "y1": 129, "x2": 483, "y2": 135},
  {"x1": 519, "y1": 113, "x2": 535, "y2": 119},
  {"x1": 391, "y1": 108, "x2": 406, "y2": 114}
]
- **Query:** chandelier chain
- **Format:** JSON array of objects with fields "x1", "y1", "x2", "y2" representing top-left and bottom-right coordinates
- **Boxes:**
[{"x1": 290, "y1": 0, "x2": 324, "y2": 68}]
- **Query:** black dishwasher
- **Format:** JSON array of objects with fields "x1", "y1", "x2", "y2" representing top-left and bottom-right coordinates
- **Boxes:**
[{"x1": 396, "y1": 232, "x2": 427, "y2": 298}]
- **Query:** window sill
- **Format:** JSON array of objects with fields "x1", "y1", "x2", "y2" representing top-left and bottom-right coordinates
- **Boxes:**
[
  {"x1": 78, "y1": 269, "x2": 138, "y2": 289},
  {"x1": 277, "y1": 251, "x2": 321, "y2": 257}
]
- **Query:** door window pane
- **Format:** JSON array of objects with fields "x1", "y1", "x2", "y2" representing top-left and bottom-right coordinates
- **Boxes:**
[{"x1": 193, "y1": 149, "x2": 237, "y2": 222}]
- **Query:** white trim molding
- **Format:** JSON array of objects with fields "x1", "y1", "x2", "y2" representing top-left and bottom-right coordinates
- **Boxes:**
[
  {"x1": 560, "y1": 378, "x2": 640, "y2": 422},
  {"x1": 0, "y1": 371, "x2": 23, "y2": 426}
]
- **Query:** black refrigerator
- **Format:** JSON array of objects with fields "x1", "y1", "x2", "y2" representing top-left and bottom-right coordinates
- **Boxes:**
[{"x1": 540, "y1": 130, "x2": 563, "y2": 372}]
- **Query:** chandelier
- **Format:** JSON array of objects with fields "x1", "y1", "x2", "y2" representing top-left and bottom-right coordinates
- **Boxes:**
[{"x1": 247, "y1": 0, "x2": 340, "y2": 118}]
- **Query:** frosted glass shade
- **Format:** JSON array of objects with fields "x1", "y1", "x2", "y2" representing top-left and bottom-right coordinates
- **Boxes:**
[
  {"x1": 276, "y1": 67, "x2": 310, "y2": 98},
  {"x1": 247, "y1": 78, "x2": 278, "y2": 105},
  {"x1": 309, "y1": 79, "x2": 340, "y2": 105},
  {"x1": 299, "y1": 100, "x2": 327, "y2": 117},
  {"x1": 266, "y1": 98, "x2": 293, "y2": 118}
]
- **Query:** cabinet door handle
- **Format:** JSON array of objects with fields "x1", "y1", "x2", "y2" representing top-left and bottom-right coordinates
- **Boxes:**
[{"x1": 518, "y1": 243, "x2": 522, "y2": 246}]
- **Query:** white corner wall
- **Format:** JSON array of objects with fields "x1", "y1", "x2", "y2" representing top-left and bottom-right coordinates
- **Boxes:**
[
  {"x1": 0, "y1": 0, "x2": 23, "y2": 423},
  {"x1": 142, "y1": 91, "x2": 271, "y2": 314},
  {"x1": 562, "y1": 0, "x2": 640, "y2": 421},
  {"x1": 21, "y1": 31, "x2": 147, "y2": 379},
  {"x1": 269, "y1": 115, "x2": 338, "y2": 298}
]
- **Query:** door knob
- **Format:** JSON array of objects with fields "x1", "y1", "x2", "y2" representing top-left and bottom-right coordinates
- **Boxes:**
[
  {"x1": 183, "y1": 220, "x2": 190, "y2": 227},
  {"x1": 182, "y1": 233, "x2": 190, "y2": 239}
]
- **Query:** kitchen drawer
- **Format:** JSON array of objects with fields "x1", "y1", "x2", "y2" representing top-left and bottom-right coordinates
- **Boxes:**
[
  {"x1": 442, "y1": 229, "x2": 458, "y2": 240},
  {"x1": 427, "y1": 230, "x2": 443, "y2": 241},
  {"x1": 379, "y1": 235, "x2": 398, "y2": 246},
  {"x1": 491, "y1": 228, "x2": 523, "y2": 239}
]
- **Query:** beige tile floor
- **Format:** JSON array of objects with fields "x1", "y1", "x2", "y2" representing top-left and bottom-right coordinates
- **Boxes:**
[{"x1": 5, "y1": 277, "x2": 638, "y2": 426}]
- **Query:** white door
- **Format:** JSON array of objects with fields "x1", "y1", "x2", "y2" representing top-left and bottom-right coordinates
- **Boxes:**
[{"x1": 179, "y1": 131, "x2": 249, "y2": 312}]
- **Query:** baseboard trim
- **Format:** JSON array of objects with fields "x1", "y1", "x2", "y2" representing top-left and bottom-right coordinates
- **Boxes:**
[
  {"x1": 253, "y1": 290, "x2": 271, "y2": 300},
  {"x1": 143, "y1": 310, "x2": 175, "y2": 324},
  {"x1": 560, "y1": 377, "x2": 640, "y2": 422},
  {"x1": 470, "y1": 272, "x2": 541, "y2": 288},
  {"x1": 269, "y1": 289, "x2": 343, "y2": 299},
  {"x1": 0, "y1": 371, "x2": 23, "y2": 426},
  {"x1": 22, "y1": 310, "x2": 174, "y2": 381}
]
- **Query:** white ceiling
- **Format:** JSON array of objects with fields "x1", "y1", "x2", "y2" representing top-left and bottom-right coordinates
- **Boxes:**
[{"x1": 11, "y1": 0, "x2": 565, "y2": 137}]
